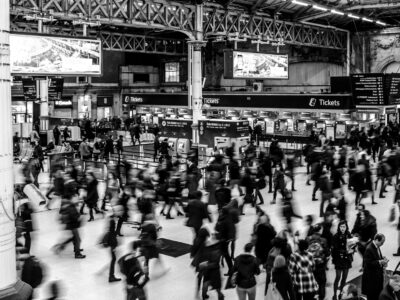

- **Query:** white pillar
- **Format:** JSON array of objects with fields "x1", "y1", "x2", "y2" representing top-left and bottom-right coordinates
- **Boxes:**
[
  {"x1": 0, "y1": 1, "x2": 31, "y2": 298},
  {"x1": 37, "y1": 21, "x2": 49, "y2": 132},
  {"x1": 39, "y1": 79, "x2": 49, "y2": 131},
  {"x1": 189, "y1": 4, "x2": 206, "y2": 144},
  {"x1": 0, "y1": 0, "x2": 17, "y2": 289}
]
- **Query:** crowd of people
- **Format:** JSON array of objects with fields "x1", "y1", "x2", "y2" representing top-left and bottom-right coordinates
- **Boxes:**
[{"x1": 12, "y1": 122, "x2": 400, "y2": 300}]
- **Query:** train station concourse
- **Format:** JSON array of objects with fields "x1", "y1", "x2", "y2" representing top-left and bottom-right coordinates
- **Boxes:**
[{"x1": 2, "y1": 0, "x2": 400, "y2": 300}]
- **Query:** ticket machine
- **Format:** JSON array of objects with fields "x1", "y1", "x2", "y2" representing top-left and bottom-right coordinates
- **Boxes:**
[
  {"x1": 177, "y1": 138, "x2": 190, "y2": 171},
  {"x1": 177, "y1": 138, "x2": 190, "y2": 157},
  {"x1": 233, "y1": 136, "x2": 250, "y2": 158},
  {"x1": 214, "y1": 137, "x2": 230, "y2": 154},
  {"x1": 168, "y1": 137, "x2": 178, "y2": 157}
]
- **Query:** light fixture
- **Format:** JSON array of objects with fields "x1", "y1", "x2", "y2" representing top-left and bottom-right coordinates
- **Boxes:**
[
  {"x1": 362, "y1": 17, "x2": 373, "y2": 22},
  {"x1": 331, "y1": 9, "x2": 344, "y2": 16},
  {"x1": 376, "y1": 21, "x2": 387, "y2": 26},
  {"x1": 292, "y1": 0, "x2": 308, "y2": 7},
  {"x1": 313, "y1": 4, "x2": 327, "y2": 11},
  {"x1": 347, "y1": 14, "x2": 360, "y2": 19}
]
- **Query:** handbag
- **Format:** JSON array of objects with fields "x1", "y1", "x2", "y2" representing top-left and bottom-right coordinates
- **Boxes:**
[
  {"x1": 389, "y1": 204, "x2": 396, "y2": 223},
  {"x1": 265, "y1": 274, "x2": 284, "y2": 300}
]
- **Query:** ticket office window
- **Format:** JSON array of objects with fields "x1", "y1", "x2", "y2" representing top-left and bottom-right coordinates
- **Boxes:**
[
  {"x1": 12, "y1": 101, "x2": 33, "y2": 124},
  {"x1": 78, "y1": 95, "x2": 92, "y2": 119},
  {"x1": 164, "y1": 62, "x2": 180, "y2": 83},
  {"x1": 97, "y1": 107, "x2": 112, "y2": 119}
]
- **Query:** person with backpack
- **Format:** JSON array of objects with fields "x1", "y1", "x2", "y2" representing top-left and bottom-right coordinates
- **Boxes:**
[
  {"x1": 288, "y1": 239, "x2": 319, "y2": 300},
  {"x1": 118, "y1": 241, "x2": 149, "y2": 300},
  {"x1": 272, "y1": 164, "x2": 286, "y2": 205},
  {"x1": 231, "y1": 243, "x2": 260, "y2": 300},
  {"x1": 306, "y1": 224, "x2": 330, "y2": 300}
]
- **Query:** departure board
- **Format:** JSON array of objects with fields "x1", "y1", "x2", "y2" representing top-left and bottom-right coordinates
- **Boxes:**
[
  {"x1": 21, "y1": 78, "x2": 37, "y2": 101},
  {"x1": 386, "y1": 74, "x2": 400, "y2": 105},
  {"x1": 48, "y1": 78, "x2": 64, "y2": 101},
  {"x1": 351, "y1": 74, "x2": 385, "y2": 105}
]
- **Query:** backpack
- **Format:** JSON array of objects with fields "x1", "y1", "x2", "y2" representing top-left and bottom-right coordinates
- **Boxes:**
[
  {"x1": 307, "y1": 240, "x2": 326, "y2": 266},
  {"x1": 21, "y1": 256, "x2": 44, "y2": 288}
]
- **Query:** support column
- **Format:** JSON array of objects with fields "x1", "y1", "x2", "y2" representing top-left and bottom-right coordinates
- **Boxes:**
[
  {"x1": 37, "y1": 21, "x2": 49, "y2": 134},
  {"x1": 189, "y1": 4, "x2": 206, "y2": 144},
  {"x1": 0, "y1": 0, "x2": 32, "y2": 298}
]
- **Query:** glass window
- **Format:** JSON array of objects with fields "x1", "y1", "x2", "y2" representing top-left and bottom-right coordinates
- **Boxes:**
[
  {"x1": 78, "y1": 95, "x2": 91, "y2": 119},
  {"x1": 165, "y1": 62, "x2": 180, "y2": 83}
]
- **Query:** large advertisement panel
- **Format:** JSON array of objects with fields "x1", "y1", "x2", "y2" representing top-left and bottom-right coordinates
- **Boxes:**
[
  {"x1": 10, "y1": 34, "x2": 102, "y2": 75},
  {"x1": 232, "y1": 51, "x2": 288, "y2": 79}
]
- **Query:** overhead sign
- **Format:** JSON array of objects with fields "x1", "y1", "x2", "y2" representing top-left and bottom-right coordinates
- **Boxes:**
[
  {"x1": 199, "y1": 120, "x2": 250, "y2": 146},
  {"x1": 122, "y1": 94, "x2": 187, "y2": 106},
  {"x1": 351, "y1": 73, "x2": 385, "y2": 105},
  {"x1": 48, "y1": 78, "x2": 64, "y2": 100},
  {"x1": 54, "y1": 97, "x2": 73, "y2": 108},
  {"x1": 202, "y1": 93, "x2": 353, "y2": 110},
  {"x1": 386, "y1": 74, "x2": 400, "y2": 105},
  {"x1": 21, "y1": 78, "x2": 37, "y2": 101},
  {"x1": 225, "y1": 50, "x2": 289, "y2": 79},
  {"x1": 10, "y1": 33, "x2": 102, "y2": 76},
  {"x1": 159, "y1": 118, "x2": 192, "y2": 139}
]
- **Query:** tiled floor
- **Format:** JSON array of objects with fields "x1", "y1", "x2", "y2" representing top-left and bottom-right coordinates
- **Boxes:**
[{"x1": 17, "y1": 163, "x2": 400, "y2": 300}]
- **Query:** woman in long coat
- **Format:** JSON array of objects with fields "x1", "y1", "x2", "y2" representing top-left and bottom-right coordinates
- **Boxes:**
[{"x1": 85, "y1": 172, "x2": 100, "y2": 221}]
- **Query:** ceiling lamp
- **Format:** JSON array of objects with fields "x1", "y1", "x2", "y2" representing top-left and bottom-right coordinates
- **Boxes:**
[
  {"x1": 362, "y1": 17, "x2": 373, "y2": 22},
  {"x1": 312, "y1": 4, "x2": 327, "y2": 11},
  {"x1": 292, "y1": 0, "x2": 308, "y2": 7},
  {"x1": 347, "y1": 13, "x2": 360, "y2": 19},
  {"x1": 331, "y1": 9, "x2": 344, "y2": 16}
]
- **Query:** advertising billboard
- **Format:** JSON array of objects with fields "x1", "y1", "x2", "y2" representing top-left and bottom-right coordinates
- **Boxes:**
[
  {"x1": 10, "y1": 34, "x2": 102, "y2": 76},
  {"x1": 231, "y1": 51, "x2": 288, "y2": 79}
]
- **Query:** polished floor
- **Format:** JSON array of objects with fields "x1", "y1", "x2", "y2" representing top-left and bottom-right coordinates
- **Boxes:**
[{"x1": 17, "y1": 163, "x2": 400, "y2": 300}]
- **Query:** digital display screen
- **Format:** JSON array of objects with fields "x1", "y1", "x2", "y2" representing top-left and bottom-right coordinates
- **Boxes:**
[
  {"x1": 10, "y1": 34, "x2": 102, "y2": 75},
  {"x1": 233, "y1": 51, "x2": 288, "y2": 79},
  {"x1": 351, "y1": 74, "x2": 385, "y2": 105}
]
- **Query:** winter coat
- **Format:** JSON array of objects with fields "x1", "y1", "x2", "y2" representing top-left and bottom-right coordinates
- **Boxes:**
[
  {"x1": 232, "y1": 254, "x2": 260, "y2": 289},
  {"x1": 332, "y1": 231, "x2": 353, "y2": 270}
]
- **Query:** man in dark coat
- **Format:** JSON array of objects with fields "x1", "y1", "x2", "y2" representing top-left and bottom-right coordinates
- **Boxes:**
[
  {"x1": 185, "y1": 191, "x2": 212, "y2": 239},
  {"x1": 53, "y1": 125, "x2": 61, "y2": 145},
  {"x1": 362, "y1": 233, "x2": 388, "y2": 300},
  {"x1": 379, "y1": 274, "x2": 400, "y2": 300}
]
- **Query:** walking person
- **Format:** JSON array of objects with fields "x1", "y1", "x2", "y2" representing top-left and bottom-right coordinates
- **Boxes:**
[
  {"x1": 186, "y1": 191, "x2": 212, "y2": 240},
  {"x1": 232, "y1": 243, "x2": 260, "y2": 300},
  {"x1": 104, "y1": 218, "x2": 121, "y2": 283},
  {"x1": 288, "y1": 239, "x2": 319, "y2": 300},
  {"x1": 269, "y1": 255, "x2": 296, "y2": 300},
  {"x1": 53, "y1": 187, "x2": 86, "y2": 258},
  {"x1": 191, "y1": 227, "x2": 211, "y2": 297},
  {"x1": 118, "y1": 241, "x2": 149, "y2": 300},
  {"x1": 82, "y1": 172, "x2": 102, "y2": 222},
  {"x1": 53, "y1": 125, "x2": 61, "y2": 146},
  {"x1": 252, "y1": 214, "x2": 276, "y2": 267},
  {"x1": 332, "y1": 221, "x2": 355, "y2": 300},
  {"x1": 362, "y1": 233, "x2": 388, "y2": 300}
]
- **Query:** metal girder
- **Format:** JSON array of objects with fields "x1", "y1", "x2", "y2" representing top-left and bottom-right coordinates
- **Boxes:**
[
  {"x1": 10, "y1": 0, "x2": 196, "y2": 38},
  {"x1": 10, "y1": 21, "x2": 187, "y2": 55},
  {"x1": 345, "y1": 2, "x2": 400, "y2": 10},
  {"x1": 203, "y1": 7, "x2": 347, "y2": 50},
  {"x1": 297, "y1": 12, "x2": 331, "y2": 22},
  {"x1": 100, "y1": 31, "x2": 187, "y2": 55}
]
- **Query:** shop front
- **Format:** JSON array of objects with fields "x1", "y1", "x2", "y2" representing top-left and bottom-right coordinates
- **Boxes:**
[{"x1": 97, "y1": 95, "x2": 114, "y2": 119}]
